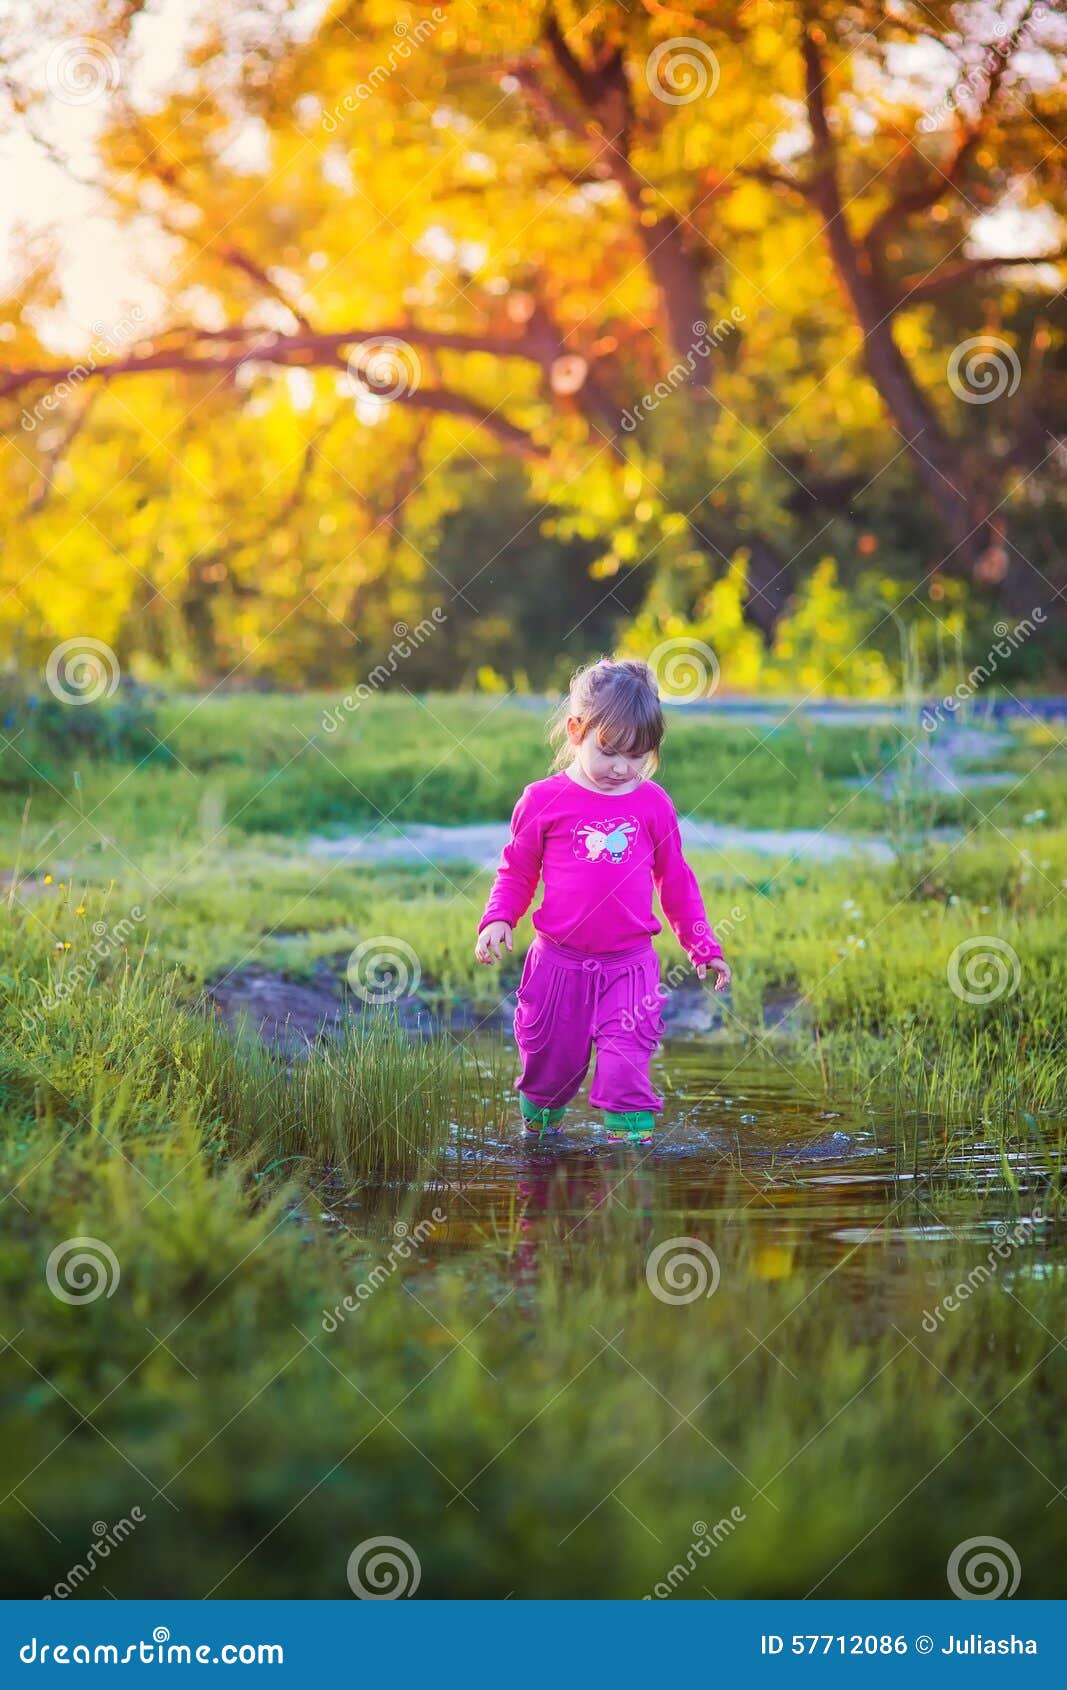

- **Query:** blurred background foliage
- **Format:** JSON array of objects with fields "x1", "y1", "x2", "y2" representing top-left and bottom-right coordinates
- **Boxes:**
[{"x1": 0, "y1": 0, "x2": 1064, "y2": 694}]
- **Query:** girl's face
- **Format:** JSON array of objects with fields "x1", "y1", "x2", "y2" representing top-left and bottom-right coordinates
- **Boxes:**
[{"x1": 566, "y1": 716, "x2": 646, "y2": 793}]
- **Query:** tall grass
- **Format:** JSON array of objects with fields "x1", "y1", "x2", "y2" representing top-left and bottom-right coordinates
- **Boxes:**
[
  {"x1": 2, "y1": 909, "x2": 501, "y2": 1181},
  {"x1": 206, "y1": 1011, "x2": 499, "y2": 1178},
  {"x1": 2, "y1": 1113, "x2": 1062, "y2": 1597}
]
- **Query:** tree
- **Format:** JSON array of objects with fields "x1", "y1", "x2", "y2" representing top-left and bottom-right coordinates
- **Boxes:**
[{"x1": 1, "y1": 0, "x2": 1063, "y2": 678}]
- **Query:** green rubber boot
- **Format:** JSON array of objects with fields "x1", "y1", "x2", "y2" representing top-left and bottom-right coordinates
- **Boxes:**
[
  {"x1": 519, "y1": 1092, "x2": 565, "y2": 1138},
  {"x1": 604, "y1": 1110, "x2": 655, "y2": 1146}
]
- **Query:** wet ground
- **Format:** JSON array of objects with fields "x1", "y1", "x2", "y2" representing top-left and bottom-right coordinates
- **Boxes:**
[
  {"x1": 206, "y1": 961, "x2": 807, "y2": 1051},
  {"x1": 209, "y1": 962, "x2": 1059, "y2": 1298}
]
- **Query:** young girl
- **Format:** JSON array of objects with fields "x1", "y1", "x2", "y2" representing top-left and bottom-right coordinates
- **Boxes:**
[{"x1": 475, "y1": 658, "x2": 731, "y2": 1146}]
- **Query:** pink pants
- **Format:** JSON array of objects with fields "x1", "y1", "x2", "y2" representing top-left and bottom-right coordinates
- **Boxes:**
[{"x1": 513, "y1": 936, "x2": 665, "y2": 1114}]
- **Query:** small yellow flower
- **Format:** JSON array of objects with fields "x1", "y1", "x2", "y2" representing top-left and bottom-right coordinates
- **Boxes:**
[
  {"x1": 43, "y1": 874, "x2": 53, "y2": 885},
  {"x1": 76, "y1": 905, "x2": 86, "y2": 915}
]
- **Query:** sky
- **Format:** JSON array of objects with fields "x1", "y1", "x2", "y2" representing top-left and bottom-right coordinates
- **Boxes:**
[
  {"x1": 0, "y1": 0, "x2": 199, "y2": 341},
  {"x1": 0, "y1": 0, "x2": 326, "y2": 348}
]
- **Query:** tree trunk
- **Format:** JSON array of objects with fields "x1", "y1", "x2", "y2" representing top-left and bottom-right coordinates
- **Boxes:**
[{"x1": 801, "y1": 27, "x2": 991, "y2": 575}]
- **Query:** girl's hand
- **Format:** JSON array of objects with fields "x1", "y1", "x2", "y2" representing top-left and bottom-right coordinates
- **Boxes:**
[
  {"x1": 695, "y1": 958, "x2": 731, "y2": 992},
  {"x1": 475, "y1": 921, "x2": 514, "y2": 965}
]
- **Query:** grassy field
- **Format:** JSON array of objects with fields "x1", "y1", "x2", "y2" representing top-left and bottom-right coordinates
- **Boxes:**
[
  {"x1": 11, "y1": 824, "x2": 1066, "y2": 1126},
  {"x1": 1, "y1": 690, "x2": 1064, "y2": 1597},
  {"x1": 4, "y1": 692, "x2": 1064, "y2": 868}
]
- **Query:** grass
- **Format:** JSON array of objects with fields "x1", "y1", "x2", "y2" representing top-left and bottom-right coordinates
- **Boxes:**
[
  {"x1": 0, "y1": 688, "x2": 1064, "y2": 1597},
  {"x1": 3, "y1": 911, "x2": 499, "y2": 1183},
  {"x1": 4, "y1": 692, "x2": 1059, "y2": 875},
  {"x1": 1, "y1": 1040, "x2": 1062, "y2": 1597},
  {"x1": 9, "y1": 804, "x2": 1067, "y2": 1128}
]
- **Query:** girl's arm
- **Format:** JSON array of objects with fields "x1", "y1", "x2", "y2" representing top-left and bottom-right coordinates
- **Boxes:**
[
  {"x1": 479, "y1": 788, "x2": 544, "y2": 933},
  {"x1": 652, "y1": 799, "x2": 725, "y2": 967}
]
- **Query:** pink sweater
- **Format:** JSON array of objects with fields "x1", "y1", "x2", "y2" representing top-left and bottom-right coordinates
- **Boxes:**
[{"x1": 479, "y1": 772, "x2": 722, "y2": 963}]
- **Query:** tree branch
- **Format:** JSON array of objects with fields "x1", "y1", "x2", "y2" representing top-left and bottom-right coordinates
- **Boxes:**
[
  {"x1": 736, "y1": 163, "x2": 811, "y2": 199},
  {"x1": 509, "y1": 8, "x2": 714, "y2": 387},
  {"x1": 895, "y1": 248, "x2": 1067, "y2": 307},
  {"x1": 800, "y1": 24, "x2": 848, "y2": 233},
  {"x1": 3, "y1": 327, "x2": 550, "y2": 460},
  {"x1": 0, "y1": 323, "x2": 548, "y2": 401},
  {"x1": 111, "y1": 129, "x2": 316, "y2": 330},
  {"x1": 863, "y1": 127, "x2": 980, "y2": 256},
  {"x1": 346, "y1": 379, "x2": 549, "y2": 459},
  {"x1": 796, "y1": 17, "x2": 989, "y2": 566},
  {"x1": 863, "y1": 1, "x2": 1042, "y2": 259}
]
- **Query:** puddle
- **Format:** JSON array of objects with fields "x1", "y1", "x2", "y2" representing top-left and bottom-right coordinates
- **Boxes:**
[
  {"x1": 205, "y1": 955, "x2": 1061, "y2": 1302},
  {"x1": 327, "y1": 1046, "x2": 1063, "y2": 1295}
]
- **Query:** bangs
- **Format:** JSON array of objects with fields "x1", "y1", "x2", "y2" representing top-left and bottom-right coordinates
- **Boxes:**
[
  {"x1": 590, "y1": 682, "x2": 664, "y2": 758},
  {"x1": 548, "y1": 656, "x2": 666, "y2": 772}
]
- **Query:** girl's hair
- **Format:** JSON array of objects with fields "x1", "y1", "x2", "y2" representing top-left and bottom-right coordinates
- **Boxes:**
[{"x1": 550, "y1": 657, "x2": 665, "y2": 772}]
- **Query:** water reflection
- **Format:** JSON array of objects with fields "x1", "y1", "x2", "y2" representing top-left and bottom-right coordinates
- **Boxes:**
[{"x1": 363, "y1": 1046, "x2": 1061, "y2": 1292}]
